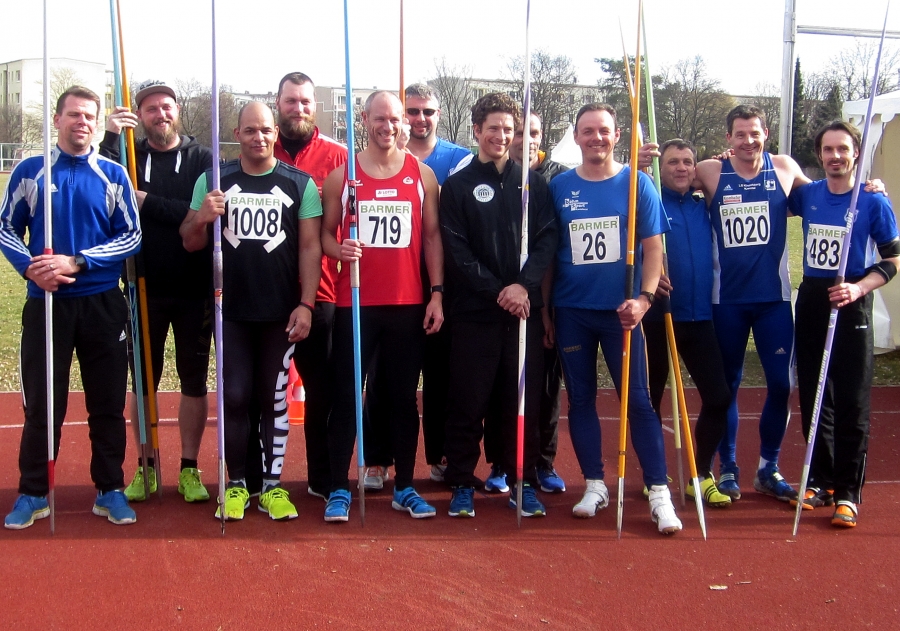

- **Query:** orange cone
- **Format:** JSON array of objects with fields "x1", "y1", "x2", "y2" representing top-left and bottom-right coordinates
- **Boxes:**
[{"x1": 288, "y1": 359, "x2": 305, "y2": 425}]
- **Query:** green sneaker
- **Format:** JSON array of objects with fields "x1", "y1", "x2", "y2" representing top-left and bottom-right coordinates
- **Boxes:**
[
  {"x1": 259, "y1": 487, "x2": 298, "y2": 520},
  {"x1": 178, "y1": 468, "x2": 210, "y2": 502},
  {"x1": 124, "y1": 466, "x2": 157, "y2": 502},
  {"x1": 215, "y1": 486, "x2": 250, "y2": 521}
]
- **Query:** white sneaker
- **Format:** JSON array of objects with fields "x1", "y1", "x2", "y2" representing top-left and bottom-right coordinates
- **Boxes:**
[
  {"x1": 572, "y1": 479, "x2": 609, "y2": 518},
  {"x1": 648, "y1": 485, "x2": 682, "y2": 534},
  {"x1": 363, "y1": 466, "x2": 389, "y2": 490},
  {"x1": 429, "y1": 463, "x2": 447, "y2": 482}
]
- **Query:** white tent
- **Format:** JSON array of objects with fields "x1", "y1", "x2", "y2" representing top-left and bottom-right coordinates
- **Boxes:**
[
  {"x1": 549, "y1": 124, "x2": 582, "y2": 168},
  {"x1": 844, "y1": 90, "x2": 900, "y2": 352}
]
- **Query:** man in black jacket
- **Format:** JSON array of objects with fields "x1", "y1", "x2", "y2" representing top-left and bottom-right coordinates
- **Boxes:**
[
  {"x1": 99, "y1": 79, "x2": 214, "y2": 504},
  {"x1": 440, "y1": 93, "x2": 558, "y2": 518}
]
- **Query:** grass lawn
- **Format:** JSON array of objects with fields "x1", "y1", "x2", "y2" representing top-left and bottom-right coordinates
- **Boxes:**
[{"x1": 1, "y1": 171, "x2": 898, "y2": 391}]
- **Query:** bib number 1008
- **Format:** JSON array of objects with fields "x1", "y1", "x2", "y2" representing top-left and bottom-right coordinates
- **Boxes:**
[{"x1": 231, "y1": 207, "x2": 281, "y2": 239}]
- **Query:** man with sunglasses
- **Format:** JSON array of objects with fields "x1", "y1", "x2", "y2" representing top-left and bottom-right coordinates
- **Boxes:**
[{"x1": 404, "y1": 83, "x2": 473, "y2": 186}]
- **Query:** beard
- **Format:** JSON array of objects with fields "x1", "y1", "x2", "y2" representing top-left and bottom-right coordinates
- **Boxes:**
[
  {"x1": 278, "y1": 111, "x2": 316, "y2": 142},
  {"x1": 144, "y1": 119, "x2": 178, "y2": 147}
]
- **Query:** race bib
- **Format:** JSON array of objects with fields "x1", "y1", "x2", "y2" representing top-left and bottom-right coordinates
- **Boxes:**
[
  {"x1": 719, "y1": 201, "x2": 771, "y2": 248},
  {"x1": 806, "y1": 223, "x2": 846, "y2": 271},
  {"x1": 569, "y1": 217, "x2": 620, "y2": 265},
  {"x1": 223, "y1": 184, "x2": 290, "y2": 252},
  {"x1": 359, "y1": 200, "x2": 412, "y2": 248}
]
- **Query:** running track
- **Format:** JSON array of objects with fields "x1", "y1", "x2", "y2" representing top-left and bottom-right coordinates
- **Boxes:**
[{"x1": 1, "y1": 388, "x2": 898, "y2": 630}]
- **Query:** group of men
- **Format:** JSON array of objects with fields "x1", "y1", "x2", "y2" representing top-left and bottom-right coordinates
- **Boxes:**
[{"x1": 1, "y1": 72, "x2": 895, "y2": 533}]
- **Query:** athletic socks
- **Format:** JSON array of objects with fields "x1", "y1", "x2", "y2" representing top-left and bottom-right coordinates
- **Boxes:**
[
  {"x1": 181, "y1": 458, "x2": 198, "y2": 471},
  {"x1": 262, "y1": 479, "x2": 281, "y2": 494},
  {"x1": 758, "y1": 457, "x2": 771, "y2": 470}
]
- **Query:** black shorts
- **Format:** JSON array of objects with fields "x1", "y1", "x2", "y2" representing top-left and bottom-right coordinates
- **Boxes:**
[{"x1": 131, "y1": 293, "x2": 212, "y2": 397}]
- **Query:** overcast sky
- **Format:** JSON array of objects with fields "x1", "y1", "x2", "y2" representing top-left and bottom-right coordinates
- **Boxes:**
[{"x1": 1, "y1": 0, "x2": 897, "y2": 97}]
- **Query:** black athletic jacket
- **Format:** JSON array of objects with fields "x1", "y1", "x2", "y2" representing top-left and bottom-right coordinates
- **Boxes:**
[
  {"x1": 99, "y1": 132, "x2": 213, "y2": 298},
  {"x1": 534, "y1": 157, "x2": 569, "y2": 183},
  {"x1": 440, "y1": 157, "x2": 557, "y2": 322}
]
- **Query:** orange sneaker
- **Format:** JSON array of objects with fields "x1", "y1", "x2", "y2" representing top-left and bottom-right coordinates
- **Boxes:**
[{"x1": 831, "y1": 501, "x2": 857, "y2": 528}]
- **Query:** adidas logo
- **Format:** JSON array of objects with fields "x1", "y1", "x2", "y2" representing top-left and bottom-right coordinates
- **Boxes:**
[
  {"x1": 119, "y1": 331, "x2": 126, "y2": 342},
  {"x1": 774, "y1": 347, "x2": 786, "y2": 355},
  {"x1": 50, "y1": 184, "x2": 58, "y2": 192},
  {"x1": 723, "y1": 184, "x2": 733, "y2": 191}
]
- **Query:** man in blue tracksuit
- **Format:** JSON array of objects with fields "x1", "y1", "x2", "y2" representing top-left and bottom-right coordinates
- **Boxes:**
[
  {"x1": 643, "y1": 139, "x2": 732, "y2": 508},
  {"x1": 1, "y1": 86, "x2": 142, "y2": 529}
]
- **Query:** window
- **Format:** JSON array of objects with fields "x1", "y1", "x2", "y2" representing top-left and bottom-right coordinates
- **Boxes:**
[
  {"x1": 356, "y1": 96, "x2": 362, "y2": 105},
  {"x1": 15, "y1": 70, "x2": 20, "y2": 81},
  {"x1": 15, "y1": 92, "x2": 20, "y2": 103}
]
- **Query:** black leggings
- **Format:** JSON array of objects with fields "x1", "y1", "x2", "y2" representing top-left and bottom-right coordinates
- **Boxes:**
[
  {"x1": 222, "y1": 320, "x2": 294, "y2": 483},
  {"x1": 644, "y1": 318, "x2": 731, "y2": 478}
]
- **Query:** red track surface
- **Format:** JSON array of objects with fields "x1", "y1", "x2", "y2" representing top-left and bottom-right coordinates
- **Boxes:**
[{"x1": 1, "y1": 388, "x2": 898, "y2": 630}]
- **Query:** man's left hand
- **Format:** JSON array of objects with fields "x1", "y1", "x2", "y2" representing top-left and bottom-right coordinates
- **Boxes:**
[
  {"x1": 286, "y1": 306, "x2": 312, "y2": 342},
  {"x1": 498, "y1": 283, "x2": 530, "y2": 319}
]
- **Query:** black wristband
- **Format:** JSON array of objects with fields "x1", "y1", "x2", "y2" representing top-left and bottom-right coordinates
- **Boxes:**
[
  {"x1": 298, "y1": 301, "x2": 315, "y2": 313},
  {"x1": 639, "y1": 290, "x2": 655, "y2": 306},
  {"x1": 431, "y1": 285, "x2": 444, "y2": 293}
]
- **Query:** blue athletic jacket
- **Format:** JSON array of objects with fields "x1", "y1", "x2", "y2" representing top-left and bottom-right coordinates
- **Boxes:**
[{"x1": 0, "y1": 146, "x2": 141, "y2": 298}]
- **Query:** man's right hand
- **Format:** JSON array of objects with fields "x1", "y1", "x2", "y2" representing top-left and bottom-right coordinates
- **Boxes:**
[
  {"x1": 198, "y1": 190, "x2": 226, "y2": 225},
  {"x1": 106, "y1": 106, "x2": 139, "y2": 135}
]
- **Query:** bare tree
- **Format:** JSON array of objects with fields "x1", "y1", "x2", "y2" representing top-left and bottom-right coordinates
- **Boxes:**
[
  {"x1": 430, "y1": 57, "x2": 473, "y2": 146},
  {"x1": 353, "y1": 104, "x2": 368, "y2": 154},
  {"x1": 654, "y1": 56, "x2": 736, "y2": 159},
  {"x1": 173, "y1": 78, "x2": 210, "y2": 140},
  {"x1": 825, "y1": 40, "x2": 900, "y2": 101},
  {"x1": 20, "y1": 66, "x2": 86, "y2": 148},
  {"x1": 508, "y1": 50, "x2": 580, "y2": 150},
  {"x1": 0, "y1": 103, "x2": 22, "y2": 143}
]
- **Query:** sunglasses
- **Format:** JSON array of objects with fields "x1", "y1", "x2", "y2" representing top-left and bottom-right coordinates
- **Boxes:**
[{"x1": 406, "y1": 108, "x2": 437, "y2": 117}]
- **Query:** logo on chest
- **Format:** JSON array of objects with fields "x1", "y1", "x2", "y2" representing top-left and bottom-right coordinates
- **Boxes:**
[
  {"x1": 376, "y1": 188, "x2": 398, "y2": 198},
  {"x1": 473, "y1": 184, "x2": 494, "y2": 203}
]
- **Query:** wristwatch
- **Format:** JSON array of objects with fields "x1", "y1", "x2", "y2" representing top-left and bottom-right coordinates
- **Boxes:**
[
  {"x1": 430, "y1": 285, "x2": 444, "y2": 294},
  {"x1": 74, "y1": 254, "x2": 87, "y2": 270},
  {"x1": 639, "y1": 290, "x2": 655, "y2": 306}
]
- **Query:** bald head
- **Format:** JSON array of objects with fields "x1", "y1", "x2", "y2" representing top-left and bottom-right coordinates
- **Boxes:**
[
  {"x1": 238, "y1": 100, "x2": 275, "y2": 128},
  {"x1": 364, "y1": 90, "x2": 402, "y2": 114}
]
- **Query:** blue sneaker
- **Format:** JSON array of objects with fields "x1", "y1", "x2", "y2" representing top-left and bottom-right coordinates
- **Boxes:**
[
  {"x1": 448, "y1": 486, "x2": 475, "y2": 517},
  {"x1": 484, "y1": 465, "x2": 509, "y2": 493},
  {"x1": 4, "y1": 494, "x2": 50, "y2": 530},
  {"x1": 509, "y1": 483, "x2": 546, "y2": 517},
  {"x1": 718, "y1": 472, "x2": 741, "y2": 501},
  {"x1": 753, "y1": 463, "x2": 798, "y2": 502},
  {"x1": 392, "y1": 487, "x2": 436, "y2": 519},
  {"x1": 324, "y1": 489, "x2": 351, "y2": 523},
  {"x1": 537, "y1": 467, "x2": 566, "y2": 493},
  {"x1": 92, "y1": 490, "x2": 137, "y2": 525}
]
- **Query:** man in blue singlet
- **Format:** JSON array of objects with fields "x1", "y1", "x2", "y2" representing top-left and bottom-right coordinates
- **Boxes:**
[{"x1": 694, "y1": 105, "x2": 808, "y2": 503}]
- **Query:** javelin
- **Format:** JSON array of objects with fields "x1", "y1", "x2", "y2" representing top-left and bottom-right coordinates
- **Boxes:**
[
  {"x1": 108, "y1": 0, "x2": 152, "y2": 501},
  {"x1": 513, "y1": 0, "x2": 533, "y2": 528},
  {"x1": 116, "y1": 0, "x2": 163, "y2": 498},
  {"x1": 343, "y1": 0, "x2": 366, "y2": 525},
  {"x1": 210, "y1": 0, "x2": 226, "y2": 535},
  {"x1": 641, "y1": 6, "x2": 706, "y2": 539},
  {"x1": 41, "y1": 0, "x2": 56, "y2": 534},
  {"x1": 616, "y1": 1, "x2": 642, "y2": 540},
  {"x1": 399, "y1": 0, "x2": 405, "y2": 111},
  {"x1": 792, "y1": 0, "x2": 891, "y2": 537}
]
